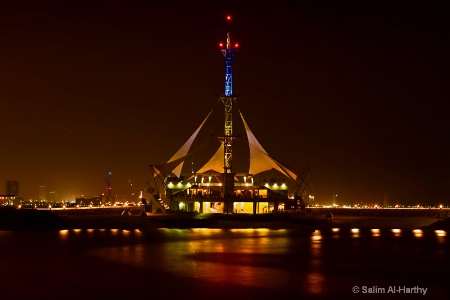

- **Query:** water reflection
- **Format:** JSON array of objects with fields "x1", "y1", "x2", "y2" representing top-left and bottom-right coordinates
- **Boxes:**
[
  {"x1": 391, "y1": 228, "x2": 402, "y2": 237},
  {"x1": 371, "y1": 228, "x2": 380, "y2": 237},
  {"x1": 87, "y1": 229, "x2": 312, "y2": 292},
  {"x1": 307, "y1": 272, "x2": 326, "y2": 294},
  {"x1": 413, "y1": 229, "x2": 423, "y2": 238},
  {"x1": 308, "y1": 232, "x2": 325, "y2": 295},
  {"x1": 46, "y1": 228, "x2": 449, "y2": 297},
  {"x1": 351, "y1": 228, "x2": 360, "y2": 237},
  {"x1": 311, "y1": 230, "x2": 322, "y2": 242}
]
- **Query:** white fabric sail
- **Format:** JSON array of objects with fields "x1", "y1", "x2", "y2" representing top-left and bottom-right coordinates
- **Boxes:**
[
  {"x1": 240, "y1": 112, "x2": 297, "y2": 180},
  {"x1": 171, "y1": 162, "x2": 184, "y2": 178},
  {"x1": 167, "y1": 110, "x2": 212, "y2": 177},
  {"x1": 195, "y1": 144, "x2": 224, "y2": 174},
  {"x1": 151, "y1": 165, "x2": 161, "y2": 177}
]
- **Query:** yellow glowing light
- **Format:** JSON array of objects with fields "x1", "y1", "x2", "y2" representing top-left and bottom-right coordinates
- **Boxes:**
[
  {"x1": 435, "y1": 230, "x2": 446, "y2": 237},
  {"x1": 350, "y1": 228, "x2": 360, "y2": 237},
  {"x1": 391, "y1": 228, "x2": 401, "y2": 237},
  {"x1": 413, "y1": 229, "x2": 423, "y2": 238},
  {"x1": 311, "y1": 230, "x2": 322, "y2": 241},
  {"x1": 371, "y1": 229, "x2": 380, "y2": 236},
  {"x1": 230, "y1": 229, "x2": 254, "y2": 233},
  {"x1": 332, "y1": 228, "x2": 340, "y2": 233}
]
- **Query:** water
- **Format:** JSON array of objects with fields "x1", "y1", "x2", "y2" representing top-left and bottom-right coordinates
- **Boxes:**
[{"x1": 0, "y1": 228, "x2": 448, "y2": 299}]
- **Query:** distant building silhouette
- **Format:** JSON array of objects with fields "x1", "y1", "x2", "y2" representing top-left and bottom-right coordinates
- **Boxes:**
[
  {"x1": 383, "y1": 193, "x2": 389, "y2": 207},
  {"x1": 6, "y1": 180, "x2": 19, "y2": 196},
  {"x1": 332, "y1": 194, "x2": 338, "y2": 206},
  {"x1": 48, "y1": 191, "x2": 58, "y2": 202},
  {"x1": 39, "y1": 185, "x2": 47, "y2": 201}
]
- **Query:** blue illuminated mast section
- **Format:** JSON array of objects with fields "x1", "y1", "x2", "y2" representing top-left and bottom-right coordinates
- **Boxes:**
[
  {"x1": 219, "y1": 15, "x2": 239, "y2": 181},
  {"x1": 222, "y1": 16, "x2": 237, "y2": 97}
]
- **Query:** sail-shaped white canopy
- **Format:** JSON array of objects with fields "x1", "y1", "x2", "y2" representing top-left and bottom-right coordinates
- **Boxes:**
[
  {"x1": 195, "y1": 143, "x2": 224, "y2": 174},
  {"x1": 167, "y1": 110, "x2": 212, "y2": 177},
  {"x1": 157, "y1": 109, "x2": 297, "y2": 181},
  {"x1": 171, "y1": 162, "x2": 184, "y2": 178},
  {"x1": 240, "y1": 112, "x2": 298, "y2": 180}
]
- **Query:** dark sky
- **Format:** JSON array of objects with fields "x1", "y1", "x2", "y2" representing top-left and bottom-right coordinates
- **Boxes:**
[{"x1": 0, "y1": 1, "x2": 448, "y2": 205}]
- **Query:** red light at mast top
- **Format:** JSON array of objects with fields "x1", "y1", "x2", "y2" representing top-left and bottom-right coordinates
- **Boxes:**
[{"x1": 226, "y1": 15, "x2": 232, "y2": 21}]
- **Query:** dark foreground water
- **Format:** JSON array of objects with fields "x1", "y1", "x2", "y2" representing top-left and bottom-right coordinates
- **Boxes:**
[{"x1": 0, "y1": 228, "x2": 448, "y2": 300}]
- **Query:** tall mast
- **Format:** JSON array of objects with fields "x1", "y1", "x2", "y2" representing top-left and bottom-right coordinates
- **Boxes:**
[{"x1": 219, "y1": 15, "x2": 238, "y2": 176}]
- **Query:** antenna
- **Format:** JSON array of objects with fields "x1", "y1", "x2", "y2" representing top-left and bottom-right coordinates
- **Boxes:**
[{"x1": 218, "y1": 15, "x2": 239, "y2": 203}]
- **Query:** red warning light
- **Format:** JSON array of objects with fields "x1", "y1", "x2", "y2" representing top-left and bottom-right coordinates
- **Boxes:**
[
  {"x1": 219, "y1": 42, "x2": 224, "y2": 47},
  {"x1": 226, "y1": 15, "x2": 232, "y2": 21},
  {"x1": 234, "y1": 43, "x2": 239, "y2": 48}
]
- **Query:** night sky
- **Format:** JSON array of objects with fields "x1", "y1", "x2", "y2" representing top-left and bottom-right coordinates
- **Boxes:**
[{"x1": 0, "y1": 1, "x2": 448, "y2": 205}]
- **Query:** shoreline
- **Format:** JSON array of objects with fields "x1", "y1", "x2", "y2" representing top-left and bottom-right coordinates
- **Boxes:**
[
  {"x1": 58, "y1": 214, "x2": 443, "y2": 230},
  {"x1": 1, "y1": 206, "x2": 447, "y2": 230}
]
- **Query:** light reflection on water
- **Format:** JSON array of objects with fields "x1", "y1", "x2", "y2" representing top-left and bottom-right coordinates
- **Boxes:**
[
  {"x1": 413, "y1": 229, "x2": 423, "y2": 238},
  {"x1": 392, "y1": 228, "x2": 402, "y2": 237},
  {"x1": 88, "y1": 229, "x2": 301, "y2": 291},
  {"x1": 51, "y1": 228, "x2": 448, "y2": 296},
  {"x1": 308, "y1": 233, "x2": 325, "y2": 295}
]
